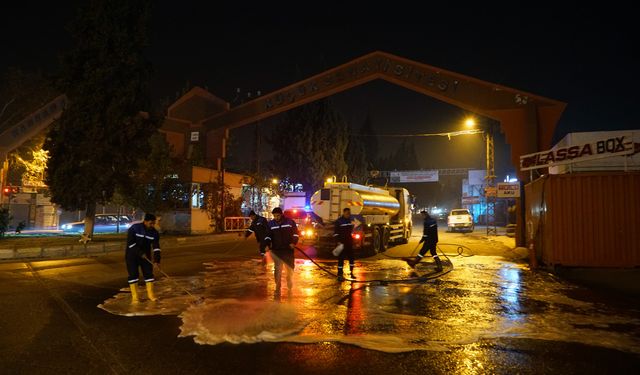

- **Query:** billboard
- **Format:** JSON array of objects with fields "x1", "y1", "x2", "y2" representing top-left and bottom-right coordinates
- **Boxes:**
[
  {"x1": 468, "y1": 170, "x2": 486, "y2": 186},
  {"x1": 389, "y1": 170, "x2": 438, "y2": 183}
]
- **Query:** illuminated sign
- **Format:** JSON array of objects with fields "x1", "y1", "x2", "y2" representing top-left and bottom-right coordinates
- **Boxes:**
[
  {"x1": 497, "y1": 182, "x2": 520, "y2": 198},
  {"x1": 520, "y1": 135, "x2": 634, "y2": 171}
]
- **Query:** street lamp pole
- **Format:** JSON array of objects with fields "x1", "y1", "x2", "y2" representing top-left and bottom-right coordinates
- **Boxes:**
[{"x1": 485, "y1": 123, "x2": 497, "y2": 236}]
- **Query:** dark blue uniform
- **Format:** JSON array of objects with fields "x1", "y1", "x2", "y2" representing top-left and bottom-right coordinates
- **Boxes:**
[
  {"x1": 261, "y1": 217, "x2": 299, "y2": 268},
  {"x1": 417, "y1": 215, "x2": 440, "y2": 264},
  {"x1": 334, "y1": 215, "x2": 355, "y2": 278},
  {"x1": 245, "y1": 215, "x2": 268, "y2": 243},
  {"x1": 261, "y1": 216, "x2": 299, "y2": 294},
  {"x1": 126, "y1": 223, "x2": 161, "y2": 284}
]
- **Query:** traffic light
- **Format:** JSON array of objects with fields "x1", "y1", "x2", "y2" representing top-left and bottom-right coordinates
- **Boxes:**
[{"x1": 2, "y1": 186, "x2": 19, "y2": 196}]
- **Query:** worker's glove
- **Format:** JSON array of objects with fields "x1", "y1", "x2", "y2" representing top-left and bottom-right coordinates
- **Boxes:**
[
  {"x1": 153, "y1": 251, "x2": 161, "y2": 263},
  {"x1": 419, "y1": 237, "x2": 425, "y2": 244},
  {"x1": 260, "y1": 251, "x2": 266, "y2": 257}
]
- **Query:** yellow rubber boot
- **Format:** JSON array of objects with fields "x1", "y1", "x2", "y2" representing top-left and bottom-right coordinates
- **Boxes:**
[
  {"x1": 146, "y1": 282, "x2": 157, "y2": 302},
  {"x1": 129, "y1": 284, "x2": 139, "y2": 304}
]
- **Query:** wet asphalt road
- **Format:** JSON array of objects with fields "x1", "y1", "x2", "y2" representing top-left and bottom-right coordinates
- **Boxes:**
[{"x1": 1, "y1": 230, "x2": 639, "y2": 374}]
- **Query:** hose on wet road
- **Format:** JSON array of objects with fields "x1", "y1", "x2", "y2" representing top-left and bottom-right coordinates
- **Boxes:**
[{"x1": 294, "y1": 246, "x2": 453, "y2": 285}]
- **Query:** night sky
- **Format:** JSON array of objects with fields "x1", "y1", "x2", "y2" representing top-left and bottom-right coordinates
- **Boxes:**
[{"x1": 2, "y1": 2, "x2": 638, "y2": 186}]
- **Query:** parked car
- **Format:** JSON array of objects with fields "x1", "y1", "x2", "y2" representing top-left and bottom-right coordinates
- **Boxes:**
[
  {"x1": 447, "y1": 209, "x2": 474, "y2": 233},
  {"x1": 61, "y1": 214, "x2": 133, "y2": 234}
]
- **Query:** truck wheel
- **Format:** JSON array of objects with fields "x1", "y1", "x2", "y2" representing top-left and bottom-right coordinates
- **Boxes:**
[
  {"x1": 370, "y1": 228, "x2": 381, "y2": 255},
  {"x1": 380, "y1": 227, "x2": 390, "y2": 252}
]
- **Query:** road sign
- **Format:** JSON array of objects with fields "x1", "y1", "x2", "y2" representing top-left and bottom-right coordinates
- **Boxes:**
[
  {"x1": 497, "y1": 182, "x2": 520, "y2": 198},
  {"x1": 484, "y1": 186, "x2": 497, "y2": 197}
]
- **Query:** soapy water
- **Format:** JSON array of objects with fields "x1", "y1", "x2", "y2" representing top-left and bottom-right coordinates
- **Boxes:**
[{"x1": 99, "y1": 256, "x2": 640, "y2": 353}]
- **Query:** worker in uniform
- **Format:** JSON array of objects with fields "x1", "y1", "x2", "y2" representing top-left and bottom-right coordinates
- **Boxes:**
[
  {"x1": 261, "y1": 207, "x2": 299, "y2": 299},
  {"x1": 407, "y1": 210, "x2": 442, "y2": 272},
  {"x1": 334, "y1": 207, "x2": 356, "y2": 281},
  {"x1": 126, "y1": 213, "x2": 161, "y2": 303},
  {"x1": 245, "y1": 210, "x2": 269, "y2": 263}
]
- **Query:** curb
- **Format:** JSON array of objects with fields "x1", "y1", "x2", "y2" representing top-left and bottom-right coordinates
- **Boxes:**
[{"x1": 0, "y1": 231, "x2": 243, "y2": 261}]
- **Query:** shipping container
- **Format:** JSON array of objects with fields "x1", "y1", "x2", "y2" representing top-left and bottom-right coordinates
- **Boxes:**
[{"x1": 525, "y1": 172, "x2": 640, "y2": 268}]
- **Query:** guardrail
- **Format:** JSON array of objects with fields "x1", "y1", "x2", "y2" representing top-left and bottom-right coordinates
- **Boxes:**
[{"x1": 224, "y1": 216, "x2": 251, "y2": 232}]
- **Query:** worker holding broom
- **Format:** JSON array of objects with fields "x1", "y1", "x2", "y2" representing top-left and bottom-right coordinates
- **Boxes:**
[{"x1": 125, "y1": 213, "x2": 161, "y2": 303}]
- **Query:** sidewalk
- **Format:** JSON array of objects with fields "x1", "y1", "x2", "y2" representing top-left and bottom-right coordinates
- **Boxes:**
[{"x1": 0, "y1": 231, "x2": 242, "y2": 261}]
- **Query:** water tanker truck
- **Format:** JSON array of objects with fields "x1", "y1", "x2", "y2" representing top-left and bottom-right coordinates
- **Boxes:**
[{"x1": 310, "y1": 181, "x2": 412, "y2": 255}]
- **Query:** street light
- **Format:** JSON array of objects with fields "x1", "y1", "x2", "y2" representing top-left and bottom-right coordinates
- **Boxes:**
[
  {"x1": 464, "y1": 117, "x2": 476, "y2": 128},
  {"x1": 271, "y1": 178, "x2": 279, "y2": 185},
  {"x1": 461, "y1": 117, "x2": 497, "y2": 235}
]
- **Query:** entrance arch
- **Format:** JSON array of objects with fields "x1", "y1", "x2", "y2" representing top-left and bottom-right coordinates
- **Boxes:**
[{"x1": 201, "y1": 51, "x2": 566, "y2": 179}]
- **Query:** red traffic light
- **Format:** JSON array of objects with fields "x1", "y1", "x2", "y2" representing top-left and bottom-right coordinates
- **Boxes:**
[{"x1": 2, "y1": 186, "x2": 19, "y2": 196}]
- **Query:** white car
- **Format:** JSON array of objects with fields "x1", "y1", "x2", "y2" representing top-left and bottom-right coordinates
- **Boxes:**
[{"x1": 447, "y1": 209, "x2": 474, "y2": 233}]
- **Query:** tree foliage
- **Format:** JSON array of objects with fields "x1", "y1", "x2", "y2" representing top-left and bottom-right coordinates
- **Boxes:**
[
  {"x1": 201, "y1": 181, "x2": 243, "y2": 232},
  {"x1": 345, "y1": 134, "x2": 368, "y2": 184},
  {"x1": 359, "y1": 114, "x2": 379, "y2": 170},
  {"x1": 270, "y1": 99, "x2": 349, "y2": 197},
  {"x1": 378, "y1": 139, "x2": 421, "y2": 171},
  {"x1": 44, "y1": 0, "x2": 155, "y2": 237},
  {"x1": 118, "y1": 132, "x2": 187, "y2": 213}
]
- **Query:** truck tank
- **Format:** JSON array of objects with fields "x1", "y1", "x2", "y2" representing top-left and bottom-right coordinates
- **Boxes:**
[{"x1": 310, "y1": 182, "x2": 400, "y2": 222}]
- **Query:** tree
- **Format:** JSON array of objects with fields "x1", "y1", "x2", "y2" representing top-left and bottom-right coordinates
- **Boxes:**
[
  {"x1": 201, "y1": 181, "x2": 242, "y2": 232},
  {"x1": 345, "y1": 134, "x2": 368, "y2": 184},
  {"x1": 44, "y1": 0, "x2": 155, "y2": 239},
  {"x1": 270, "y1": 98, "x2": 349, "y2": 199},
  {"x1": 359, "y1": 114, "x2": 379, "y2": 170},
  {"x1": 119, "y1": 132, "x2": 186, "y2": 213},
  {"x1": 379, "y1": 139, "x2": 420, "y2": 171}
]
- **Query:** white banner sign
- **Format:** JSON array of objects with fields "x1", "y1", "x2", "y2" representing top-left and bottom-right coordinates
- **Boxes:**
[
  {"x1": 497, "y1": 182, "x2": 520, "y2": 198},
  {"x1": 390, "y1": 170, "x2": 438, "y2": 183},
  {"x1": 520, "y1": 135, "x2": 634, "y2": 171}
]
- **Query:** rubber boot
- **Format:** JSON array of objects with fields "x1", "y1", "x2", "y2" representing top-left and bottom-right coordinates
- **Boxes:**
[
  {"x1": 407, "y1": 256, "x2": 421, "y2": 269},
  {"x1": 435, "y1": 257, "x2": 443, "y2": 272},
  {"x1": 337, "y1": 266, "x2": 345, "y2": 282},
  {"x1": 145, "y1": 282, "x2": 158, "y2": 302},
  {"x1": 129, "y1": 284, "x2": 139, "y2": 304},
  {"x1": 349, "y1": 266, "x2": 356, "y2": 280}
]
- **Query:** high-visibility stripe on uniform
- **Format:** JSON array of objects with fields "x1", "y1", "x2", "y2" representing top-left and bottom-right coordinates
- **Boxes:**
[
  {"x1": 128, "y1": 278, "x2": 139, "y2": 284},
  {"x1": 135, "y1": 233, "x2": 145, "y2": 238},
  {"x1": 144, "y1": 278, "x2": 154, "y2": 282},
  {"x1": 264, "y1": 236, "x2": 271, "y2": 241},
  {"x1": 145, "y1": 235, "x2": 154, "y2": 240},
  {"x1": 128, "y1": 243, "x2": 136, "y2": 248},
  {"x1": 153, "y1": 248, "x2": 161, "y2": 252},
  {"x1": 247, "y1": 228, "x2": 254, "y2": 233},
  {"x1": 280, "y1": 224, "x2": 292, "y2": 228}
]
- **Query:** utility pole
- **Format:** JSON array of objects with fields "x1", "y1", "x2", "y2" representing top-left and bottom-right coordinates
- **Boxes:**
[{"x1": 485, "y1": 123, "x2": 497, "y2": 236}]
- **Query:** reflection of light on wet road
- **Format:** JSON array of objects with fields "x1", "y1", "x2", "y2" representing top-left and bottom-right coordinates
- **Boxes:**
[
  {"x1": 99, "y1": 256, "x2": 640, "y2": 354},
  {"x1": 498, "y1": 266, "x2": 522, "y2": 322}
]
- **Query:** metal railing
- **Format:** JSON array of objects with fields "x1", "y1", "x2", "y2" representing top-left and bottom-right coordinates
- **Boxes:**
[{"x1": 224, "y1": 216, "x2": 251, "y2": 232}]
